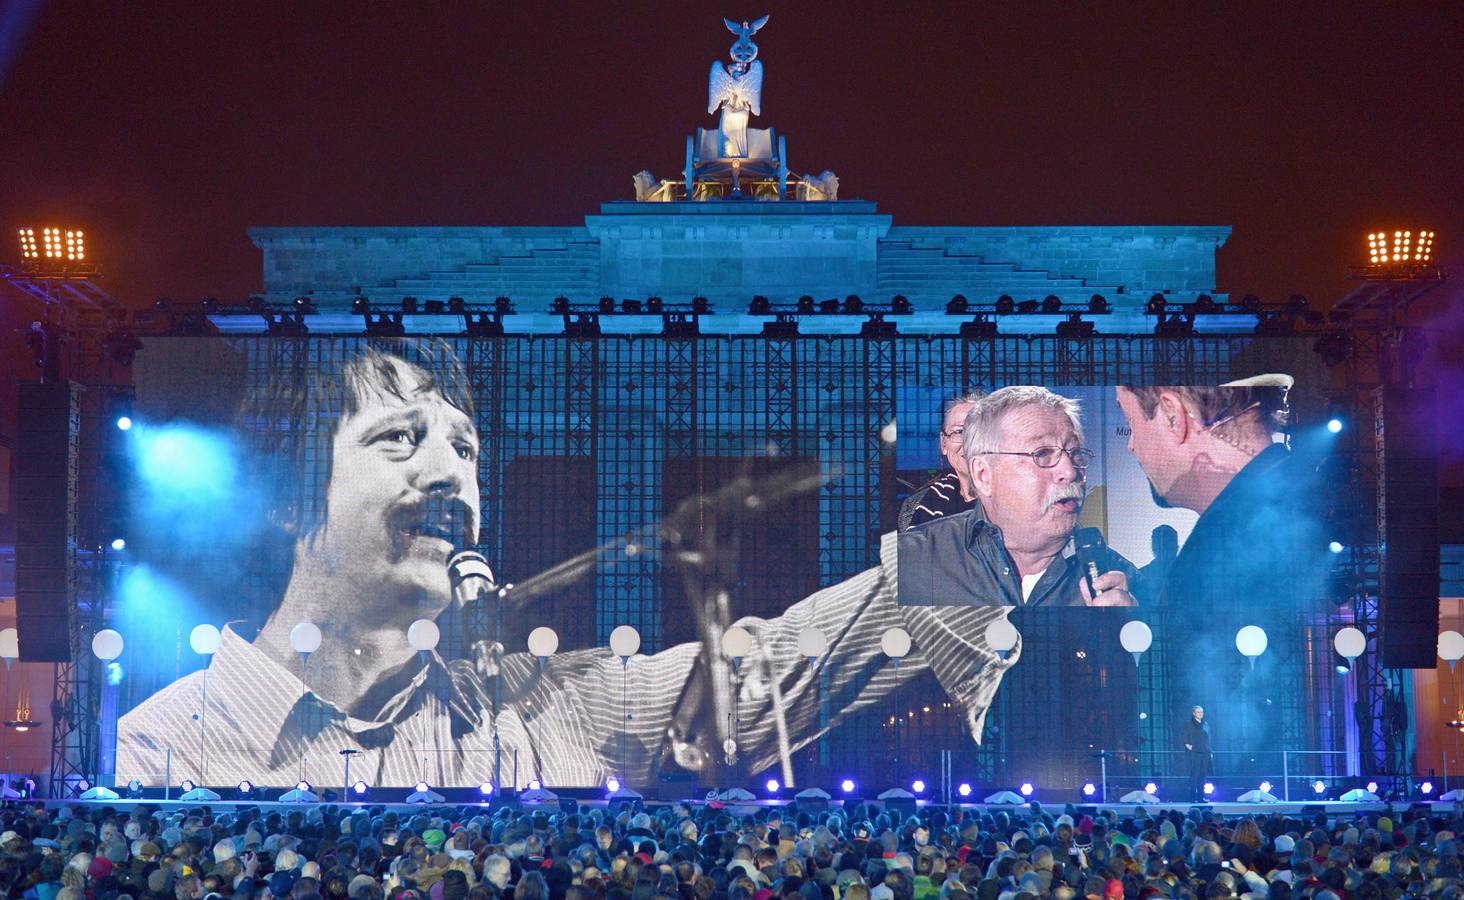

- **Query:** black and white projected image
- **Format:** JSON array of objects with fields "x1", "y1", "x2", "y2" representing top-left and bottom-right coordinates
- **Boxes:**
[{"x1": 114, "y1": 338, "x2": 1019, "y2": 790}]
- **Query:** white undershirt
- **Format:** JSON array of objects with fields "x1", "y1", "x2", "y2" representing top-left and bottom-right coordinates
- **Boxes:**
[{"x1": 1021, "y1": 569, "x2": 1048, "y2": 602}]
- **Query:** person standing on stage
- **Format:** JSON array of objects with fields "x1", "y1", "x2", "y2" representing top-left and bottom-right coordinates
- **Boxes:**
[
  {"x1": 117, "y1": 339, "x2": 1019, "y2": 789},
  {"x1": 1182, "y1": 704, "x2": 1212, "y2": 800},
  {"x1": 898, "y1": 391, "x2": 984, "y2": 531}
]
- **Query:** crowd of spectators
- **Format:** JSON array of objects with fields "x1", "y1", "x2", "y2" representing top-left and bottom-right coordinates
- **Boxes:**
[{"x1": 2, "y1": 798, "x2": 1461, "y2": 900}]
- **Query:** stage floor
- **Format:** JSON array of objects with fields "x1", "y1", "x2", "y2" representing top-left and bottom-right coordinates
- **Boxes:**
[{"x1": 33, "y1": 798, "x2": 1457, "y2": 817}]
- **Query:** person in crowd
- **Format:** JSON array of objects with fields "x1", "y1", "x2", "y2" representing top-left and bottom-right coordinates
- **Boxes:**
[
  {"x1": 6, "y1": 801, "x2": 1463, "y2": 900},
  {"x1": 118, "y1": 340, "x2": 1018, "y2": 790},
  {"x1": 898, "y1": 392, "x2": 984, "y2": 532},
  {"x1": 899, "y1": 386, "x2": 1136, "y2": 606}
]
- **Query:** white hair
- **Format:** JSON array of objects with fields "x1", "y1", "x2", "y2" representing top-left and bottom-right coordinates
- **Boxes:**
[{"x1": 962, "y1": 386, "x2": 1083, "y2": 462}]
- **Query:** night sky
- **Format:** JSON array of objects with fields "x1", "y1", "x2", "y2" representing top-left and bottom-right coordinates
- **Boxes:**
[{"x1": 1, "y1": 2, "x2": 1461, "y2": 473}]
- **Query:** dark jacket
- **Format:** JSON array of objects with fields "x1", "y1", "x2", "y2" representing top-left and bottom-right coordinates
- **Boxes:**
[
  {"x1": 897, "y1": 472, "x2": 978, "y2": 532},
  {"x1": 1182, "y1": 716, "x2": 1212, "y2": 776},
  {"x1": 1159, "y1": 444, "x2": 1326, "y2": 609},
  {"x1": 897, "y1": 509, "x2": 1135, "y2": 607}
]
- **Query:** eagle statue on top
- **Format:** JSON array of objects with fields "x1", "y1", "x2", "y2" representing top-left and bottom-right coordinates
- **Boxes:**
[{"x1": 707, "y1": 14, "x2": 768, "y2": 159}]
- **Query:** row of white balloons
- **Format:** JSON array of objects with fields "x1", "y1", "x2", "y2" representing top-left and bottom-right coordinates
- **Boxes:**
[{"x1": 68, "y1": 622, "x2": 1464, "y2": 670}]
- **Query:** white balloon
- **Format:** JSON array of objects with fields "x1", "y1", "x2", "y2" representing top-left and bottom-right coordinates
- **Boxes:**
[
  {"x1": 1439, "y1": 631, "x2": 1464, "y2": 663},
  {"x1": 1333, "y1": 627, "x2": 1365, "y2": 660},
  {"x1": 190, "y1": 624, "x2": 222, "y2": 656},
  {"x1": 880, "y1": 627, "x2": 912, "y2": 659},
  {"x1": 527, "y1": 626, "x2": 560, "y2": 658},
  {"x1": 1235, "y1": 625, "x2": 1268, "y2": 658},
  {"x1": 609, "y1": 625, "x2": 641, "y2": 658},
  {"x1": 1119, "y1": 621, "x2": 1153, "y2": 654},
  {"x1": 797, "y1": 626, "x2": 828, "y2": 658},
  {"x1": 289, "y1": 622, "x2": 322, "y2": 654},
  {"x1": 0, "y1": 628, "x2": 19, "y2": 660},
  {"x1": 983, "y1": 618, "x2": 1019, "y2": 653},
  {"x1": 407, "y1": 619, "x2": 441, "y2": 652},
  {"x1": 91, "y1": 629, "x2": 124, "y2": 661},
  {"x1": 721, "y1": 626, "x2": 753, "y2": 659}
]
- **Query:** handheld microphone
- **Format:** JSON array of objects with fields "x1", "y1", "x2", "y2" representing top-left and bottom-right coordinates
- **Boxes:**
[
  {"x1": 1074, "y1": 527, "x2": 1106, "y2": 597},
  {"x1": 449, "y1": 550, "x2": 499, "y2": 606}
]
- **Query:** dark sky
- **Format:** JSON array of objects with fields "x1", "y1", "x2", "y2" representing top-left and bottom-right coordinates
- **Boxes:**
[
  {"x1": 1, "y1": 2, "x2": 1461, "y2": 449},
  {"x1": 1, "y1": 1, "x2": 1460, "y2": 307}
]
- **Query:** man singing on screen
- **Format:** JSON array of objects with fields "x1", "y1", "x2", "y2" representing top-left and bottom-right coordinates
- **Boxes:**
[
  {"x1": 898, "y1": 386, "x2": 1136, "y2": 606},
  {"x1": 117, "y1": 340, "x2": 1020, "y2": 789}
]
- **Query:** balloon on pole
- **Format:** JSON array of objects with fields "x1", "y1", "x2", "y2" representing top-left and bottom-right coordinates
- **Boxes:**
[
  {"x1": 721, "y1": 626, "x2": 753, "y2": 670},
  {"x1": 289, "y1": 622, "x2": 322, "y2": 666},
  {"x1": 190, "y1": 624, "x2": 222, "y2": 656},
  {"x1": 1333, "y1": 627, "x2": 1365, "y2": 662},
  {"x1": 1440, "y1": 631, "x2": 1464, "y2": 672},
  {"x1": 609, "y1": 625, "x2": 641, "y2": 663},
  {"x1": 880, "y1": 627, "x2": 911, "y2": 667},
  {"x1": 91, "y1": 629, "x2": 125, "y2": 662},
  {"x1": 1235, "y1": 625, "x2": 1268, "y2": 668},
  {"x1": 797, "y1": 626, "x2": 828, "y2": 661},
  {"x1": 984, "y1": 618, "x2": 1019, "y2": 661},
  {"x1": 407, "y1": 619, "x2": 440, "y2": 653},
  {"x1": 1119, "y1": 620, "x2": 1153, "y2": 666}
]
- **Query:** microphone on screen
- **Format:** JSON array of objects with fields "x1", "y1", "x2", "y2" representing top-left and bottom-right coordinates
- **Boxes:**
[
  {"x1": 449, "y1": 550, "x2": 499, "y2": 606},
  {"x1": 1073, "y1": 527, "x2": 1107, "y2": 598}
]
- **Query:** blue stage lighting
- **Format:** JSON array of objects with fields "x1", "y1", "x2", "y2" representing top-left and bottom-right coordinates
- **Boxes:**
[
  {"x1": 414, "y1": 780, "x2": 429, "y2": 793},
  {"x1": 912, "y1": 779, "x2": 926, "y2": 794},
  {"x1": 840, "y1": 778, "x2": 856, "y2": 794},
  {"x1": 110, "y1": 538, "x2": 126, "y2": 551},
  {"x1": 765, "y1": 778, "x2": 780, "y2": 794},
  {"x1": 237, "y1": 780, "x2": 254, "y2": 798},
  {"x1": 1329, "y1": 541, "x2": 1344, "y2": 554},
  {"x1": 1082, "y1": 783, "x2": 1096, "y2": 797},
  {"x1": 180, "y1": 779, "x2": 195, "y2": 793},
  {"x1": 1203, "y1": 782, "x2": 1215, "y2": 796},
  {"x1": 106, "y1": 662, "x2": 123, "y2": 686},
  {"x1": 957, "y1": 783, "x2": 972, "y2": 798},
  {"x1": 1421, "y1": 781, "x2": 1434, "y2": 796},
  {"x1": 1367, "y1": 781, "x2": 1379, "y2": 793},
  {"x1": 1019, "y1": 782, "x2": 1033, "y2": 797},
  {"x1": 116, "y1": 416, "x2": 132, "y2": 431},
  {"x1": 1145, "y1": 781, "x2": 1158, "y2": 795},
  {"x1": 297, "y1": 780, "x2": 311, "y2": 793},
  {"x1": 1312, "y1": 780, "x2": 1326, "y2": 795},
  {"x1": 477, "y1": 781, "x2": 493, "y2": 797},
  {"x1": 1259, "y1": 780, "x2": 1272, "y2": 794},
  {"x1": 606, "y1": 776, "x2": 621, "y2": 793},
  {"x1": 1327, "y1": 418, "x2": 1343, "y2": 434},
  {"x1": 126, "y1": 779, "x2": 143, "y2": 799},
  {"x1": 353, "y1": 780, "x2": 369, "y2": 797},
  {"x1": 528, "y1": 779, "x2": 542, "y2": 791}
]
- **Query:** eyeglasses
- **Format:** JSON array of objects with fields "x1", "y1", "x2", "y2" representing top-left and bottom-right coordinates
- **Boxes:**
[
  {"x1": 940, "y1": 426, "x2": 965, "y2": 439},
  {"x1": 980, "y1": 446, "x2": 1094, "y2": 469}
]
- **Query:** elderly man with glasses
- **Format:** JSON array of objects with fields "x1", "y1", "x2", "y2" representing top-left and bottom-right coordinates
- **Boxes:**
[{"x1": 898, "y1": 386, "x2": 1137, "y2": 606}]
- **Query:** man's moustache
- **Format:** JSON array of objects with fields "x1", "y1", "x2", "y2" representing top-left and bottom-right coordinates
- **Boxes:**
[
  {"x1": 390, "y1": 494, "x2": 478, "y2": 547},
  {"x1": 1043, "y1": 487, "x2": 1085, "y2": 513}
]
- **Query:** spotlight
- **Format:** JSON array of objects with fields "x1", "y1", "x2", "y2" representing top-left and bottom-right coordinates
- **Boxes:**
[
  {"x1": 1145, "y1": 294, "x2": 1166, "y2": 315},
  {"x1": 1337, "y1": 661, "x2": 1351, "y2": 675},
  {"x1": 912, "y1": 779, "x2": 927, "y2": 794},
  {"x1": 1367, "y1": 781, "x2": 1379, "y2": 793},
  {"x1": 477, "y1": 781, "x2": 493, "y2": 797},
  {"x1": 748, "y1": 296, "x2": 772, "y2": 315},
  {"x1": 1327, "y1": 418, "x2": 1343, "y2": 434},
  {"x1": 180, "y1": 779, "x2": 195, "y2": 793},
  {"x1": 414, "y1": 780, "x2": 429, "y2": 793},
  {"x1": 75, "y1": 779, "x2": 90, "y2": 796},
  {"x1": 237, "y1": 779, "x2": 254, "y2": 798},
  {"x1": 1329, "y1": 541, "x2": 1345, "y2": 554},
  {"x1": 1018, "y1": 782, "x2": 1033, "y2": 797},
  {"x1": 1082, "y1": 783, "x2": 1096, "y2": 797},
  {"x1": 1193, "y1": 294, "x2": 1220, "y2": 314},
  {"x1": 797, "y1": 295, "x2": 815, "y2": 314},
  {"x1": 1088, "y1": 294, "x2": 1111, "y2": 315},
  {"x1": 891, "y1": 295, "x2": 912, "y2": 315},
  {"x1": 528, "y1": 779, "x2": 542, "y2": 791},
  {"x1": 606, "y1": 776, "x2": 621, "y2": 793},
  {"x1": 1203, "y1": 782, "x2": 1215, "y2": 796},
  {"x1": 353, "y1": 780, "x2": 370, "y2": 797},
  {"x1": 1015, "y1": 299, "x2": 1039, "y2": 315},
  {"x1": 110, "y1": 538, "x2": 126, "y2": 551},
  {"x1": 297, "y1": 780, "x2": 312, "y2": 793},
  {"x1": 646, "y1": 296, "x2": 663, "y2": 314},
  {"x1": 550, "y1": 296, "x2": 570, "y2": 315},
  {"x1": 1145, "y1": 782, "x2": 1158, "y2": 795},
  {"x1": 1040, "y1": 295, "x2": 1062, "y2": 314},
  {"x1": 598, "y1": 297, "x2": 616, "y2": 313},
  {"x1": 765, "y1": 778, "x2": 780, "y2": 794},
  {"x1": 957, "y1": 783, "x2": 972, "y2": 798},
  {"x1": 994, "y1": 295, "x2": 1015, "y2": 315},
  {"x1": 840, "y1": 779, "x2": 856, "y2": 794},
  {"x1": 1259, "y1": 781, "x2": 1272, "y2": 794},
  {"x1": 1312, "y1": 780, "x2": 1326, "y2": 795},
  {"x1": 127, "y1": 779, "x2": 143, "y2": 799},
  {"x1": 843, "y1": 295, "x2": 863, "y2": 313},
  {"x1": 351, "y1": 297, "x2": 370, "y2": 316},
  {"x1": 116, "y1": 416, "x2": 133, "y2": 431},
  {"x1": 1421, "y1": 781, "x2": 1434, "y2": 796}
]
